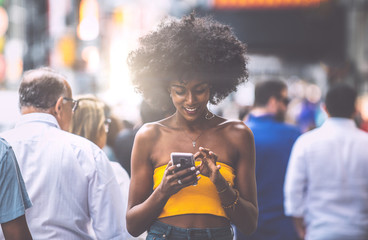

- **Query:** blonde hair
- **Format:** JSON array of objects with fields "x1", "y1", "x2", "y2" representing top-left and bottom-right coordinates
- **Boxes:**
[{"x1": 70, "y1": 95, "x2": 105, "y2": 145}]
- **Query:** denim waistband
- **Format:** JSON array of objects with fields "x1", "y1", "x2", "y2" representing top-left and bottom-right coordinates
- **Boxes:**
[{"x1": 147, "y1": 220, "x2": 234, "y2": 240}]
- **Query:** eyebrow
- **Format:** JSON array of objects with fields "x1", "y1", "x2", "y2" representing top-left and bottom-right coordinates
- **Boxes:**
[{"x1": 171, "y1": 82, "x2": 209, "y2": 88}]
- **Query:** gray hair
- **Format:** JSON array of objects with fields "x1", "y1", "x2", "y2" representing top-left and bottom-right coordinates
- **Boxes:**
[{"x1": 19, "y1": 67, "x2": 68, "y2": 110}]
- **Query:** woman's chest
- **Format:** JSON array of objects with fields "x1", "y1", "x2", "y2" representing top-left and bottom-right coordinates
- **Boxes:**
[{"x1": 150, "y1": 130, "x2": 237, "y2": 168}]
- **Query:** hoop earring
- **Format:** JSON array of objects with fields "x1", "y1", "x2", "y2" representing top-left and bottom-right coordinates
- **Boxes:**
[{"x1": 205, "y1": 111, "x2": 214, "y2": 120}]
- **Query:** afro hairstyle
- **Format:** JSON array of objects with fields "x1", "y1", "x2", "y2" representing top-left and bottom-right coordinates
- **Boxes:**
[{"x1": 127, "y1": 13, "x2": 248, "y2": 110}]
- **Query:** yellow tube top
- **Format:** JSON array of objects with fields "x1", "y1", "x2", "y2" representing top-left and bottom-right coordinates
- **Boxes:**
[{"x1": 153, "y1": 162, "x2": 235, "y2": 219}]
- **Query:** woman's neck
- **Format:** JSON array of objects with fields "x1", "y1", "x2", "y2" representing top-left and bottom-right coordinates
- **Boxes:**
[{"x1": 173, "y1": 112, "x2": 208, "y2": 132}]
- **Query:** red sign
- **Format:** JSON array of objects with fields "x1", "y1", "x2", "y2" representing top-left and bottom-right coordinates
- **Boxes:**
[{"x1": 214, "y1": 0, "x2": 328, "y2": 9}]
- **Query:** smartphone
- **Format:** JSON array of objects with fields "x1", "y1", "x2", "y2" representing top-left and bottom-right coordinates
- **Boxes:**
[{"x1": 170, "y1": 152, "x2": 195, "y2": 172}]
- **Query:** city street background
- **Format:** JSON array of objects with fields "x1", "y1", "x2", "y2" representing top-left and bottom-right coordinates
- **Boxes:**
[{"x1": 1, "y1": 0, "x2": 368, "y2": 132}]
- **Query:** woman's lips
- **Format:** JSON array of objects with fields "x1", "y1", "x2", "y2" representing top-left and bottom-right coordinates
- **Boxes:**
[{"x1": 184, "y1": 107, "x2": 198, "y2": 114}]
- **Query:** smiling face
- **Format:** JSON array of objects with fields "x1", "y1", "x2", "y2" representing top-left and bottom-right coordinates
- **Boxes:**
[{"x1": 169, "y1": 79, "x2": 211, "y2": 123}]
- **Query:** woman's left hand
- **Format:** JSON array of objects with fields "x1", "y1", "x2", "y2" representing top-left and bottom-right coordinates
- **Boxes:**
[{"x1": 194, "y1": 147, "x2": 221, "y2": 182}]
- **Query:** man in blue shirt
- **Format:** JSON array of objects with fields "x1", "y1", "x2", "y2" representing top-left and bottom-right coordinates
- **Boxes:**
[
  {"x1": 237, "y1": 79, "x2": 301, "y2": 240},
  {"x1": 0, "y1": 138, "x2": 32, "y2": 240}
]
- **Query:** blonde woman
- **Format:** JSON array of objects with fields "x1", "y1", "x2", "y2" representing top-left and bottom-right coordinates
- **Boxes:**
[{"x1": 70, "y1": 95, "x2": 131, "y2": 237}]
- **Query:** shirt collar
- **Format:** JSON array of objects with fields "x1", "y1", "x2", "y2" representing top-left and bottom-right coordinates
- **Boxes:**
[
  {"x1": 15, "y1": 113, "x2": 61, "y2": 129},
  {"x1": 248, "y1": 113, "x2": 276, "y2": 121},
  {"x1": 323, "y1": 117, "x2": 357, "y2": 129}
]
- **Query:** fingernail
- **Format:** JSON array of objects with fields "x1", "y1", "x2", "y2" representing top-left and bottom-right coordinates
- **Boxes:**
[
  {"x1": 176, "y1": 164, "x2": 181, "y2": 168},
  {"x1": 196, "y1": 170, "x2": 200, "y2": 175},
  {"x1": 190, "y1": 166, "x2": 195, "y2": 171}
]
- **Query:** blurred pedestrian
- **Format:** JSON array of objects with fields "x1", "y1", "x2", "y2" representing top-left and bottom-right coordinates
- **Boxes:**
[
  {"x1": 0, "y1": 67, "x2": 125, "y2": 239},
  {"x1": 126, "y1": 13, "x2": 258, "y2": 239},
  {"x1": 237, "y1": 79, "x2": 301, "y2": 240},
  {"x1": 70, "y1": 95, "x2": 130, "y2": 238},
  {"x1": 0, "y1": 138, "x2": 32, "y2": 240},
  {"x1": 284, "y1": 83, "x2": 368, "y2": 240},
  {"x1": 103, "y1": 104, "x2": 124, "y2": 163}
]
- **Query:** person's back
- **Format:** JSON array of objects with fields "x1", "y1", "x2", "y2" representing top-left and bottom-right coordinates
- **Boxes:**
[
  {"x1": 114, "y1": 127, "x2": 138, "y2": 176},
  {"x1": 0, "y1": 138, "x2": 32, "y2": 240},
  {"x1": 284, "y1": 83, "x2": 368, "y2": 240},
  {"x1": 287, "y1": 118, "x2": 368, "y2": 239},
  {"x1": 239, "y1": 79, "x2": 300, "y2": 240},
  {"x1": 247, "y1": 116, "x2": 300, "y2": 230},
  {"x1": 0, "y1": 67, "x2": 125, "y2": 239}
]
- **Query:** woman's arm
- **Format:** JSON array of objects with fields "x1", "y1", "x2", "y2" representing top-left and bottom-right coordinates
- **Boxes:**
[
  {"x1": 226, "y1": 123, "x2": 258, "y2": 235},
  {"x1": 197, "y1": 122, "x2": 258, "y2": 235},
  {"x1": 126, "y1": 124, "x2": 168, "y2": 237},
  {"x1": 126, "y1": 124, "x2": 198, "y2": 237},
  {"x1": 1, "y1": 215, "x2": 32, "y2": 240}
]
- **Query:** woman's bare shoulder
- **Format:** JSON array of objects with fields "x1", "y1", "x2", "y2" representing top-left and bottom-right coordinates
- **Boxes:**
[
  {"x1": 215, "y1": 119, "x2": 254, "y2": 148},
  {"x1": 136, "y1": 118, "x2": 174, "y2": 142},
  {"x1": 218, "y1": 119, "x2": 252, "y2": 134},
  {"x1": 136, "y1": 122, "x2": 165, "y2": 140}
]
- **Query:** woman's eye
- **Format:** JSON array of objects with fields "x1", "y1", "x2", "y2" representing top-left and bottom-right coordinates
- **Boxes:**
[
  {"x1": 175, "y1": 90, "x2": 185, "y2": 95},
  {"x1": 195, "y1": 88, "x2": 206, "y2": 94}
]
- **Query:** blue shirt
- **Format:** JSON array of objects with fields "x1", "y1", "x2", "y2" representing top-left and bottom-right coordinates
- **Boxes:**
[
  {"x1": 0, "y1": 138, "x2": 32, "y2": 224},
  {"x1": 237, "y1": 114, "x2": 301, "y2": 240}
]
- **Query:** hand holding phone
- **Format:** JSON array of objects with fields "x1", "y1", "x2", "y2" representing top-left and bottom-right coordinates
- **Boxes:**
[
  {"x1": 170, "y1": 152, "x2": 195, "y2": 172},
  {"x1": 170, "y1": 152, "x2": 199, "y2": 186}
]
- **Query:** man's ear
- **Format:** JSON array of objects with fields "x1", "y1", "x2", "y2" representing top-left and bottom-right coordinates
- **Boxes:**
[
  {"x1": 268, "y1": 96, "x2": 277, "y2": 105},
  {"x1": 54, "y1": 97, "x2": 64, "y2": 116},
  {"x1": 267, "y1": 96, "x2": 278, "y2": 113},
  {"x1": 322, "y1": 103, "x2": 330, "y2": 117}
]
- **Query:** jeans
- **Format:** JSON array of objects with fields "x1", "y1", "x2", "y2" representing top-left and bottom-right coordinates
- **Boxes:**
[{"x1": 146, "y1": 220, "x2": 234, "y2": 240}]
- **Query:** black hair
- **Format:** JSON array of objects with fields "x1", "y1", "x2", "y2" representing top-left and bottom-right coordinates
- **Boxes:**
[
  {"x1": 325, "y1": 83, "x2": 357, "y2": 118},
  {"x1": 19, "y1": 67, "x2": 68, "y2": 110},
  {"x1": 254, "y1": 79, "x2": 287, "y2": 107},
  {"x1": 127, "y1": 13, "x2": 248, "y2": 110}
]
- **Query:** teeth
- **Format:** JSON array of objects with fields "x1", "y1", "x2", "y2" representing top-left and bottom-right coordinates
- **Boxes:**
[{"x1": 185, "y1": 107, "x2": 197, "y2": 112}]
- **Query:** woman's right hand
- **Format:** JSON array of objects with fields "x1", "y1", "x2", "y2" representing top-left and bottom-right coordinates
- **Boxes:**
[{"x1": 157, "y1": 161, "x2": 200, "y2": 197}]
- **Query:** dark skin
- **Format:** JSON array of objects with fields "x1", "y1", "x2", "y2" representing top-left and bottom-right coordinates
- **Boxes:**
[
  {"x1": 126, "y1": 79, "x2": 258, "y2": 237},
  {"x1": 293, "y1": 217, "x2": 306, "y2": 240},
  {"x1": 1, "y1": 215, "x2": 32, "y2": 240}
]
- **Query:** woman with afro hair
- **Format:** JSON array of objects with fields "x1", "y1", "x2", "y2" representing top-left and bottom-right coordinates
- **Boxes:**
[{"x1": 126, "y1": 13, "x2": 258, "y2": 239}]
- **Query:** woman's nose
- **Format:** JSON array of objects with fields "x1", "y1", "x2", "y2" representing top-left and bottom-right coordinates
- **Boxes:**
[{"x1": 185, "y1": 91, "x2": 196, "y2": 105}]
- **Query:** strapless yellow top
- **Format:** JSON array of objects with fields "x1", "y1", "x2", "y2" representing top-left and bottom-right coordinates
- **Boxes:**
[{"x1": 153, "y1": 162, "x2": 235, "y2": 219}]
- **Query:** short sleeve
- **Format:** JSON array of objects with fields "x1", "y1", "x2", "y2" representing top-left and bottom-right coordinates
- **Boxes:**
[{"x1": 0, "y1": 142, "x2": 32, "y2": 224}]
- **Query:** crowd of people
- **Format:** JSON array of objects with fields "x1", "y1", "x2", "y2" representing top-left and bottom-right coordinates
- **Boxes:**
[{"x1": 1, "y1": 13, "x2": 368, "y2": 240}]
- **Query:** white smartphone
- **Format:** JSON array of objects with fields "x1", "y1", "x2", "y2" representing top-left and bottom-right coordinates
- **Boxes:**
[{"x1": 170, "y1": 152, "x2": 195, "y2": 172}]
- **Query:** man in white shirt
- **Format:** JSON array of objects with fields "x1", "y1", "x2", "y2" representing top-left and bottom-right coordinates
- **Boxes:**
[
  {"x1": 0, "y1": 67, "x2": 127, "y2": 239},
  {"x1": 284, "y1": 83, "x2": 368, "y2": 240}
]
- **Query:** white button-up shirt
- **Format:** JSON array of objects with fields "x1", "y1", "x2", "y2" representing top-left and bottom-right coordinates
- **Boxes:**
[
  {"x1": 284, "y1": 118, "x2": 368, "y2": 240},
  {"x1": 0, "y1": 113, "x2": 127, "y2": 240}
]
